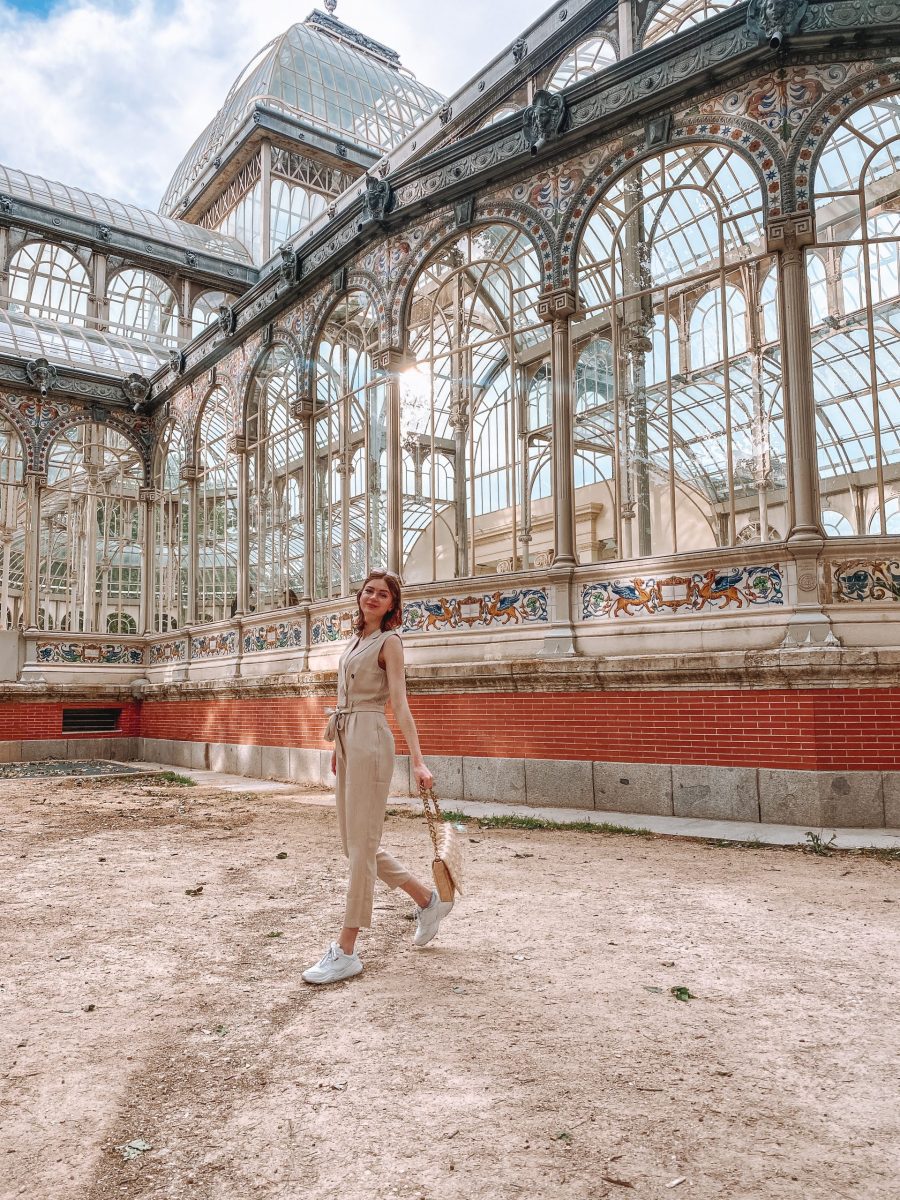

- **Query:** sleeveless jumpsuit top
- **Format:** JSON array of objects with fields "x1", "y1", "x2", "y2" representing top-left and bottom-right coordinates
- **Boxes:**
[{"x1": 325, "y1": 629, "x2": 398, "y2": 783}]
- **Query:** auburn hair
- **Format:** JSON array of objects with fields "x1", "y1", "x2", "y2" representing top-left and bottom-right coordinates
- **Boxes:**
[{"x1": 353, "y1": 569, "x2": 404, "y2": 635}]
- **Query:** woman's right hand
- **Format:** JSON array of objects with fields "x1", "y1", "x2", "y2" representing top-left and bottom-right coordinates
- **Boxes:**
[{"x1": 330, "y1": 752, "x2": 337, "y2": 776}]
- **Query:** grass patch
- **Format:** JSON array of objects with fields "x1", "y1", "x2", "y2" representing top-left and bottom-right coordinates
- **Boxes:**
[
  {"x1": 154, "y1": 770, "x2": 196, "y2": 787},
  {"x1": 439, "y1": 810, "x2": 653, "y2": 837}
]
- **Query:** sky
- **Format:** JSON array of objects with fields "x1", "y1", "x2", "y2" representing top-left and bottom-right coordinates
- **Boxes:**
[{"x1": 0, "y1": 0, "x2": 550, "y2": 213}]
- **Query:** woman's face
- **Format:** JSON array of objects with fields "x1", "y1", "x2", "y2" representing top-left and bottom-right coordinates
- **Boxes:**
[{"x1": 359, "y1": 578, "x2": 394, "y2": 625}]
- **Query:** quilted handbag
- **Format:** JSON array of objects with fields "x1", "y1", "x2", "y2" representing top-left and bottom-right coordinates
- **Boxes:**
[{"x1": 420, "y1": 785, "x2": 464, "y2": 902}]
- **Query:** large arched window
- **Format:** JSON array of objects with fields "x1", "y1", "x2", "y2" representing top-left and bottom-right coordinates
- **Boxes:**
[
  {"x1": 576, "y1": 144, "x2": 783, "y2": 557},
  {"x1": 108, "y1": 269, "x2": 180, "y2": 346},
  {"x1": 313, "y1": 292, "x2": 383, "y2": 598},
  {"x1": 0, "y1": 413, "x2": 26, "y2": 629},
  {"x1": 270, "y1": 180, "x2": 328, "y2": 248},
  {"x1": 642, "y1": 0, "x2": 737, "y2": 48},
  {"x1": 547, "y1": 35, "x2": 617, "y2": 91},
  {"x1": 152, "y1": 420, "x2": 190, "y2": 632},
  {"x1": 40, "y1": 424, "x2": 143, "y2": 633},
  {"x1": 812, "y1": 98, "x2": 900, "y2": 536},
  {"x1": 246, "y1": 344, "x2": 304, "y2": 612},
  {"x1": 191, "y1": 290, "x2": 236, "y2": 338},
  {"x1": 403, "y1": 225, "x2": 546, "y2": 582},
  {"x1": 8, "y1": 242, "x2": 90, "y2": 326},
  {"x1": 195, "y1": 388, "x2": 238, "y2": 622}
]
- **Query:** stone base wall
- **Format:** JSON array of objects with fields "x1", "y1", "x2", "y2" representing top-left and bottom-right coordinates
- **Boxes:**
[{"x1": 133, "y1": 737, "x2": 899, "y2": 829}]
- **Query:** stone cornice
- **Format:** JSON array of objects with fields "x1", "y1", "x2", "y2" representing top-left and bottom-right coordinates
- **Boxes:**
[{"x1": 0, "y1": 357, "x2": 138, "y2": 406}]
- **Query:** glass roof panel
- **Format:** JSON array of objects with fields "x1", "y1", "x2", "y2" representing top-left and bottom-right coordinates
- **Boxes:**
[
  {"x1": 0, "y1": 163, "x2": 252, "y2": 265},
  {"x1": 0, "y1": 308, "x2": 169, "y2": 375}
]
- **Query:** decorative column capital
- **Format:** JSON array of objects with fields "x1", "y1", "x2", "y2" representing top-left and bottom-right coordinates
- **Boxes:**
[
  {"x1": 290, "y1": 396, "x2": 314, "y2": 419},
  {"x1": 766, "y1": 213, "x2": 815, "y2": 258},
  {"x1": 373, "y1": 346, "x2": 407, "y2": 375},
  {"x1": 179, "y1": 464, "x2": 199, "y2": 484},
  {"x1": 227, "y1": 435, "x2": 247, "y2": 456},
  {"x1": 139, "y1": 487, "x2": 161, "y2": 504},
  {"x1": 537, "y1": 288, "x2": 577, "y2": 324},
  {"x1": 25, "y1": 470, "x2": 47, "y2": 487}
]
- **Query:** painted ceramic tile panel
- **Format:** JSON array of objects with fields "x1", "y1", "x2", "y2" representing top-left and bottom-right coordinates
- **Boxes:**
[
  {"x1": 148, "y1": 639, "x2": 187, "y2": 665},
  {"x1": 190, "y1": 630, "x2": 237, "y2": 659},
  {"x1": 243, "y1": 620, "x2": 305, "y2": 654},
  {"x1": 403, "y1": 588, "x2": 549, "y2": 632},
  {"x1": 311, "y1": 610, "x2": 356, "y2": 644},
  {"x1": 36, "y1": 642, "x2": 145, "y2": 665},
  {"x1": 833, "y1": 560, "x2": 900, "y2": 602},
  {"x1": 581, "y1": 565, "x2": 784, "y2": 620}
]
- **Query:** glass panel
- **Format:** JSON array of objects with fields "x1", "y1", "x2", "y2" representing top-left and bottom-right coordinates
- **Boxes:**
[{"x1": 196, "y1": 389, "x2": 238, "y2": 622}]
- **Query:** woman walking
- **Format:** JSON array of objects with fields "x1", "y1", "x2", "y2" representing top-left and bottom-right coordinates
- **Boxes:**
[{"x1": 302, "y1": 569, "x2": 454, "y2": 986}]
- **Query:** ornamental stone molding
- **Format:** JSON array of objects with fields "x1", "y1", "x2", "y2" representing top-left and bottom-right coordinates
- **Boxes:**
[
  {"x1": 279, "y1": 245, "x2": 299, "y2": 285},
  {"x1": 364, "y1": 176, "x2": 393, "y2": 224},
  {"x1": 25, "y1": 358, "x2": 58, "y2": 398},
  {"x1": 122, "y1": 373, "x2": 152, "y2": 410},
  {"x1": 524, "y1": 90, "x2": 567, "y2": 155},
  {"x1": 537, "y1": 287, "x2": 577, "y2": 323},
  {"x1": 747, "y1": 0, "x2": 809, "y2": 49},
  {"x1": 217, "y1": 303, "x2": 237, "y2": 337},
  {"x1": 169, "y1": 349, "x2": 186, "y2": 376}
]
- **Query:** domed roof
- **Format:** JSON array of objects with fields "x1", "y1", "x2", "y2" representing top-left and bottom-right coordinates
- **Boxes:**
[{"x1": 161, "y1": 9, "x2": 443, "y2": 218}]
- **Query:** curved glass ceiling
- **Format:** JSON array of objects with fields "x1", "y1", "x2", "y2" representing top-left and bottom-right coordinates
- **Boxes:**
[
  {"x1": 0, "y1": 163, "x2": 252, "y2": 265},
  {"x1": 162, "y1": 19, "x2": 443, "y2": 217},
  {"x1": 0, "y1": 308, "x2": 169, "y2": 376}
]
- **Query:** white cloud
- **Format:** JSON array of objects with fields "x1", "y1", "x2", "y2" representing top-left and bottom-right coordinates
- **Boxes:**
[{"x1": 0, "y1": 0, "x2": 549, "y2": 212}]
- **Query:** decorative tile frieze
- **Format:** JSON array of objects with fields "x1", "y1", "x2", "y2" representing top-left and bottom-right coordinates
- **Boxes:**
[
  {"x1": 242, "y1": 619, "x2": 305, "y2": 654},
  {"x1": 36, "y1": 641, "x2": 145, "y2": 665},
  {"x1": 148, "y1": 639, "x2": 187, "y2": 666},
  {"x1": 402, "y1": 588, "x2": 549, "y2": 633},
  {"x1": 190, "y1": 630, "x2": 237, "y2": 659},
  {"x1": 581, "y1": 565, "x2": 784, "y2": 620},
  {"x1": 311, "y1": 609, "x2": 356, "y2": 644},
  {"x1": 833, "y1": 560, "x2": 900, "y2": 603}
]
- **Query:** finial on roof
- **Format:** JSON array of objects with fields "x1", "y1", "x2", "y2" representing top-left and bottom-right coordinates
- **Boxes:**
[{"x1": 325, "y1": 0, "x2": 337, "y2": 12}]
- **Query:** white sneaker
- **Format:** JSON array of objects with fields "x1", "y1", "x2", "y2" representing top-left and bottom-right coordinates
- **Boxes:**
[
  {"x1": 413, "y1": 890, "x2": 454, "y2": 947},
  {"x1": 302, "y1": 942, "x2": 363, "y2": 985}
]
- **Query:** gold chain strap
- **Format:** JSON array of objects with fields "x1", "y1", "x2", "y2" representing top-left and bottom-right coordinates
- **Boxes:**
[{"x1": 419, "y1": 784, "x2": 444, "y2": 856}]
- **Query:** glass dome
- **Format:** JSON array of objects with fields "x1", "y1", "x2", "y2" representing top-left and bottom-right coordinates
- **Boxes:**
[{"x1": 161, "y1": 12, "x2": 443, "y2": 218}]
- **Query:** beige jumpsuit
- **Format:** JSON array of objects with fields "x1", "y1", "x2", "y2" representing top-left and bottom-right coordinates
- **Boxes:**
[{"x1": 325, "y1": 629, "x2": 413, "y2": 928}]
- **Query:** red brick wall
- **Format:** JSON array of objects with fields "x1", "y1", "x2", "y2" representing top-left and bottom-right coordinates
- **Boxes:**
[
  {"x1": 139, "y1": 689, "x2": 900, "y2": 773},
  {"x1": 0, "y1": 702, "x2": 141, "y2": 741},
  {"x1": 2, "y1": 691, "x2": 895, "y2": 771}
]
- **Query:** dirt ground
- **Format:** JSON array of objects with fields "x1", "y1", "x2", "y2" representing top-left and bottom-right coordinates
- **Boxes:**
[{"x1": 1, "y1": 772, "x2": 898, "y2": 1200}]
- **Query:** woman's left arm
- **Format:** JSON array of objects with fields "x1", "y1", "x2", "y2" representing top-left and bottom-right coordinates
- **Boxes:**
[{"x1": 383, "y1": 635, "x2": 434, "y2": 792}]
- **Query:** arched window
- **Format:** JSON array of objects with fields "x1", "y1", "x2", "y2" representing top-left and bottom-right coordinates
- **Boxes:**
[
  {"x1": 246, "y1": 344, "x2": 304, "y2": 613},
  {"x1": 0, "y1": 413, "x2": 26, "y2": 629},
  {"x1": 642, "y1": 0, "x2": 737, "y2": 48},
  {"x1": 270, "y1": 180, "x2": 328, "y2": 247},
  {"x1": 576, "y1": 143, "x2": 778, "y2": 558},
  {"x1": 689, "y1": 285, "x2": 748, "y2": 369},
  {"x1": 868, "y1": 497, "x2": 900, "y2": 535},
  {"x1": 813, "y1": 98, "x2": 900, "y2": 536},
  {"x1": 8, "y1": 242, "x2": 90, "y2": 326},
  {"x1": 152, "y1": 420, "x2": 190, "y2": 632},
  {"x1": 191, "y1": 290, "x2": 236, "y2": 338},
  {"x1": 107, "y1": 611, "x2": 137, "y2": 634},
  {"x1": 822, "y1": 509, "x2": 854, "y2": 537},
  {"x1": 108, "y1": 269, "x2": 180, "y2": 346},
  {"x1": 403, "y1": 225, "x2": 544, "y2": 582},
  {"x1": 40, "y1": 424, "x2": 143, "y2": 634},
  {"x1": 195, "y1": 388, "x2": 238, "y2": 622},
  {"x1": 314, "y1": 292, "x2": 383, "y2": 598},
  {"x1": 547, "y1": 35, "x2": 616, "y2": 91}
]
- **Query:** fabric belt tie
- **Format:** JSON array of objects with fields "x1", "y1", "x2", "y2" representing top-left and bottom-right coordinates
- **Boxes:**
[{"x1": 324, "y1": 704, "x2": 384, "y2": 742}]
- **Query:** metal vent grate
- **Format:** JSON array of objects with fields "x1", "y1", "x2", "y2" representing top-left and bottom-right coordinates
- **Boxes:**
[{"x1": 62, "y1": 708, "x2": 122, "y2": 734}]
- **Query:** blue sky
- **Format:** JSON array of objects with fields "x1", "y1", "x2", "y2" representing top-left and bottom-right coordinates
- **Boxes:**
[{"x1": 0, "y1": 0, "x2": 549, "y2": 210}]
